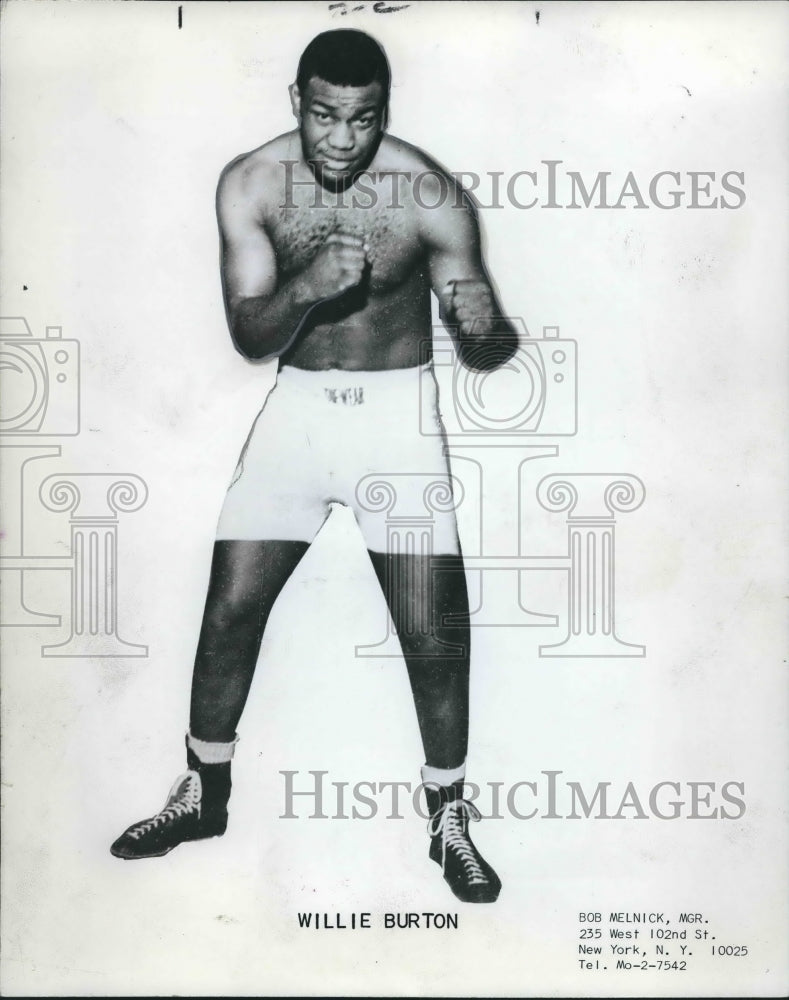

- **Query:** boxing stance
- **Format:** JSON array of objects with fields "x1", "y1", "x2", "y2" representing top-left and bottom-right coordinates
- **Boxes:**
[{"x1": 112, "y1": 29, "x2": 518, "y2": 904}]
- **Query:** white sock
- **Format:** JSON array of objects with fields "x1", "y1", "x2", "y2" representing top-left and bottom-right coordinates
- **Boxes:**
[
  {"x1": 187, "y1": 731, "x2": 238, "y2": 764},
  {"x1": 421, "y1": 761, "x2": 466, "y2": 787}
]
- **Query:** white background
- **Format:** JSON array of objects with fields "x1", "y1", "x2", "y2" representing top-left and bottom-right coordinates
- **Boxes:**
[{"x1": 1, "y1": 1, "x2": 787, "y2": 995}]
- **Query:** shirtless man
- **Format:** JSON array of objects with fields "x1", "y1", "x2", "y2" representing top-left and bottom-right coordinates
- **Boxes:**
[{"x1": 111, "y1": 29, "x2": 517, "y2": 905}]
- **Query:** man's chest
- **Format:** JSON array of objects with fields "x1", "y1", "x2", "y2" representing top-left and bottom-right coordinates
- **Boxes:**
[{"x1": 267, "y1": 194, "x2": 423, "y2": 290}]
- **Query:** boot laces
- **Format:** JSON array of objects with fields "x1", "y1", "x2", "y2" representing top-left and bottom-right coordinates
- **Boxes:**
[
  {"x1": 428, "y1": 799, "x2": 488, "y2": 885},
  {"x1": 127, "y1": 770, "x2": 202, "y2": 840}
]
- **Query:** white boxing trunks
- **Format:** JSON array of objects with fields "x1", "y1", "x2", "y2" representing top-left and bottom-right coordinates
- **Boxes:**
[{"x1": 215, "y1": 363, "x2": 461, "y2": 555}]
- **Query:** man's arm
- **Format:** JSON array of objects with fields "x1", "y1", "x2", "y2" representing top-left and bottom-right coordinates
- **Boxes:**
[
  {"x1": 418, "y1": 174, "x2": 519, "y2": 371},
  {"x1": 216, "y1": 161, "x2": 366, "y2": 361}
]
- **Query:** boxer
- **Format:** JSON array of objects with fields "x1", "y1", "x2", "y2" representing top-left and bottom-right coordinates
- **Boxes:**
[{"x1": 112, "y1": 28, "x2": 517, "y2": 905}]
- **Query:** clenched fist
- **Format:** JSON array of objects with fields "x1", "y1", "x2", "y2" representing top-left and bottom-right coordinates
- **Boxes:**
[
  {"x1": 440, "y1": 278, "x2": 518, "y2": 371},
  {"x1": 305, "y1": 230, "x2": 368, "y2": 302},
  {"x1": 440, "y1": 279, "x2": 499, "y2": 338}
]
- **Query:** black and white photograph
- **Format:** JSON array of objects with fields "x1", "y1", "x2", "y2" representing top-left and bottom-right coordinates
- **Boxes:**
[{"x1": 1, "y1": 1, "x2": 787, "y2": 995}]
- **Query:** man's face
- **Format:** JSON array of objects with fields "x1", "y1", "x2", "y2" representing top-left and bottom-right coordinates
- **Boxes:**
[{"x1": 291, "y1": 76, "x2": 386, "y2": 189}]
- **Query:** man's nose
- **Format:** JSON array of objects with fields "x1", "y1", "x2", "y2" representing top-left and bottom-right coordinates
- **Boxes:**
[{"x1": 327, "y1": 122, "x2": 355, "y2": 150}]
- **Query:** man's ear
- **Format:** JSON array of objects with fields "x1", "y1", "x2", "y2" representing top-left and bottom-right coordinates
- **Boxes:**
[{"x1": 289, "y1": 83, "x2": 301, "y2": 122}]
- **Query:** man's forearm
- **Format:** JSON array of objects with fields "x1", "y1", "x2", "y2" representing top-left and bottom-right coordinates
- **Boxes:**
[{"x1": 230, "y1": 273, "x2": 317, "y2": 361}]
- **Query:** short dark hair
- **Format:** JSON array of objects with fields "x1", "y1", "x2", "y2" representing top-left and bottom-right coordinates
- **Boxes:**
[{"x1": 296, "y1": 29, "x2": 390, "y2": 99}]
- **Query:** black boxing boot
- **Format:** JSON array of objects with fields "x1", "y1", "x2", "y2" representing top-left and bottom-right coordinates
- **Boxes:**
[
  {"x1": 110, "y1": 739, "x2": 232, "y2": 860},
  {"x1": 424, "y1": 780, "x2": 501, "y2": 904}
]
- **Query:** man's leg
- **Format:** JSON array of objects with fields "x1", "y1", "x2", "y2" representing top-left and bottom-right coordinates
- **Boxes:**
[
  {"x1": 367, "y1": 549, "x2": 501, "y2": 903},
  {"x1": 367, "y1": 550, "x2": 470, "y2": 769},
  {"x1": 189, "y1": 539, "x2": 310, "y2": 742},
  {"x1": 111, "y1": 538, "x2": 309, "y2": 860}
]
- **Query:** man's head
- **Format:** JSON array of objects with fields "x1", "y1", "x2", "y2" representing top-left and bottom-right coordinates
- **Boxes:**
[{"x1": 290, "y1": 30, "x2": 390, "y2": 189}]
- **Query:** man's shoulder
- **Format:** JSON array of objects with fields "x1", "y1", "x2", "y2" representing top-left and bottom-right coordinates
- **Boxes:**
[
  {"x1": 376, "y1": 135, "x2": 449, "y2": 178},
  {"x1": 376, "y1": 135, "x2": 474, "y2": 221},
  {"x1": 218, "y1": 133, "x2": 297, "y2": 202}
]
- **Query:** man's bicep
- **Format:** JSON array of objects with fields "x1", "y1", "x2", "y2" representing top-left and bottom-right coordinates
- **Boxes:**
[
  {"x1": 217, "y1": 169, "x2": 278, "y2": 311},
  {"x1": 428, "y1": 243, "x2": 486, "y2": 299},
  {"x1": 221, "y1": 230, "x2": 278, "y2": 311},
  {"x1": 424, "y1": 194, "x2": 487, "y2": 296}
]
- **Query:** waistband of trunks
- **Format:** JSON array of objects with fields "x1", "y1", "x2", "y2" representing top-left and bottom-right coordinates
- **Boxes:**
[{"x1": 276, "y1": 362, "x2": 434, "y2": 397}]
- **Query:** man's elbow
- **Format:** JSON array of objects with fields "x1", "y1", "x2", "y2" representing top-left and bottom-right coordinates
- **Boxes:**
[
  {"x1": 228, "y1": 303, "x2": 279, "y2": 363},
  {"x1": 230, "y1": 335, "x2": 273, "y2": 364}
]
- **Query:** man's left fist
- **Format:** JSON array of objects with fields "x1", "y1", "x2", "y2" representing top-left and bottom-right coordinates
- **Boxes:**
[
  {"x1": 440, "y1": 279, "x2": 497, "y2": 338},
  {"x1": 440, "y1": 278, "x2": 518, "y2": 371}
]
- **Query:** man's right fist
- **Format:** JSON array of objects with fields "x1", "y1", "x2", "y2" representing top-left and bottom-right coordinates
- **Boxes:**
[{"x1": 305, "y1": 230, "x2": 368, "y2": 302}]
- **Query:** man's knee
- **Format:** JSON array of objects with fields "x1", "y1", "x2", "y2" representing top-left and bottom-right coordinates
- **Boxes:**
[
  {"x1": 202, "y1": 584, "x2": 262, "y2": 634},
  {"x1": 398, "y1": 627, "x2": 470, "y2": 664}
]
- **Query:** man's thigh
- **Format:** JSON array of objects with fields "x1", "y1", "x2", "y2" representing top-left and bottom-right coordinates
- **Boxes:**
[
  {"x1": 215, "y1": 380, "x2": 330, "y2": 545},
  {"x1": 204, "y1": 539, "x2": 311, "y2": 609}
]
